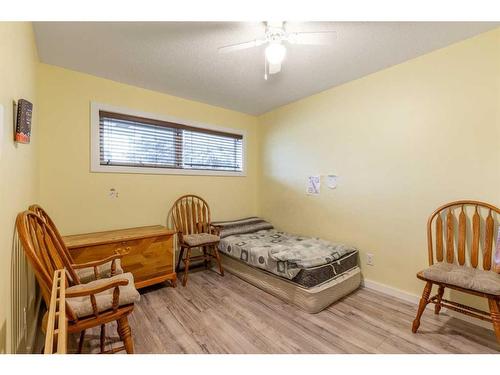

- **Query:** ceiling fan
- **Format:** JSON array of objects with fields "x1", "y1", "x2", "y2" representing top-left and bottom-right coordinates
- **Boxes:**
[{"x1": 218, "y1": 21, "x2": 337, "y2": 80}]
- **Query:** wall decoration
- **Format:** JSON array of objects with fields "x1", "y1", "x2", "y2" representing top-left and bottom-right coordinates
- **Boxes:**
[
  {"x1": 326, "y1": 174, "x2": 338, "y2": 189},
  {"x1": 15, "y1": 99, "x2": 33, "y2": 144},
  {"x1": 306, "y1": 175, "x2": 320, "y2": 195}
]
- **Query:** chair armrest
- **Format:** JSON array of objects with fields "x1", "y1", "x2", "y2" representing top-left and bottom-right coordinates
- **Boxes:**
[
  {"x1": 65, "y1": 278, "x2": 129, "y2": 298},
  {"x1": 71, "y1": 253, "x2": 123, "y2": 270}
]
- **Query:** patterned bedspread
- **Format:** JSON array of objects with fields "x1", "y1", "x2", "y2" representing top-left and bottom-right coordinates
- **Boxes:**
[{"x1": 218, "y1": 229, "x2": 357, "y2": 280}]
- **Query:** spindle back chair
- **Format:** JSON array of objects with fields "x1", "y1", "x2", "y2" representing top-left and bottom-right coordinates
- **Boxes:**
[
  {"x1": 29, "y1": 205, "x2": 69, "y2": 257},
  {"x1": 412, "y1": 200, "x2": 500, "y2": 343},
  {"x1": 172, "y1": 195, "x2": 213, "y2": 236},
  {"x1": 171, "y1": 195, "x2": 224, "y2": 286},
  {"x1": 29, "y1": 204, "x2": 124, "y2": 282},
  {"x1": 28, "y1": 205, "x2": 81, "y2": 283},
  {"x1": 16, "y1": 211, "x2": 136, "y2": 353}
]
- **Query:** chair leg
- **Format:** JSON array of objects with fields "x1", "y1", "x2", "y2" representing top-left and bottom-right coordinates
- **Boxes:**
[
  {"x1": 412, "y1": 281, "x2": 432, "y2": 333},
  {"x1": 182, "y1": 248, "x2": 192, "y2": 287},
  {"x1": 203, "y1": 246, "x2": 209, "y2": 269},
  {"x1": 435, "y1": 285, "x2": 445, "y2": 315},
  {"x1": 487, "y1": 298, "x2": 500, "y2": 344},
  {"x1": 77, "y1": 330, "x2": 86, "y2": 354},
  {"x1": 100, "y1": 324, "x2": 106, "y2": 353},
  {"x1": 176, "y1": 248, "x2": 185, "y2": 273},
  {"x1": 212, "y1": 244, "x2": 224, "y2": 276},
  {"x1": 117, "y1": 317, "x2": 134, "y2": 354}
]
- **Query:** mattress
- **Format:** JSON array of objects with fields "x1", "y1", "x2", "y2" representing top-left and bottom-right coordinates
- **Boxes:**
[
  {"x1": 291, "y1": 250, "x2": 359, "y2": 288},
  {"x1": 218, "y1": 229, "x2": 358, "y2": 283},
  {"x1": 219, "y1": 253, "x2": 362, "y2": 313}
]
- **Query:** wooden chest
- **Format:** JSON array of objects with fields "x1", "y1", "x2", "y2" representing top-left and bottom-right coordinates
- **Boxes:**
[{"x1": 63, "y1": 225, "x2": 177, "y2": 289}]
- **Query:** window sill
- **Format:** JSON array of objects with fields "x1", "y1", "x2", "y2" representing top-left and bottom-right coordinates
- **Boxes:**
[{"x1": 90, "y1": 164, "x2": 246, "y2": 177}]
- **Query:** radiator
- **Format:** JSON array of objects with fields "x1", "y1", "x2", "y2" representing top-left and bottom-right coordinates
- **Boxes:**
[{"x1": 11, "y1": 229, "x2": 38, "y2": 354}]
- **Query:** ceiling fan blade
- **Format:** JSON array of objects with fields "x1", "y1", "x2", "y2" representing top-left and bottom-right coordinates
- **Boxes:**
[
  {"x1": 287, "y1": 31, "x2": 337, "y2": 45},
  {"x1": 268, "y1": 62, "x2": 281, "y2": 75},
  {"x1": 218, "y1": 39, "x2": 266, "y2": 53}
]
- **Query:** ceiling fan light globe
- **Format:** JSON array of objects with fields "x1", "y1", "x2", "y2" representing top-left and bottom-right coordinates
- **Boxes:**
[{"x1": 265, "y1": 43, "x2": 286, "y2": 65}]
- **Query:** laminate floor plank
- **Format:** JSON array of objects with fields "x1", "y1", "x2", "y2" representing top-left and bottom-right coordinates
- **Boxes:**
[
  {"x1": 69, "y1": 269, "x2": 499, "y2": 354},
  {"x1": 338, "y1": 291, "x2": 490, "y2": 353}
]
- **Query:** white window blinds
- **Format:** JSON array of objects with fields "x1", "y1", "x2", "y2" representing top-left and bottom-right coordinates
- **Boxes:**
[{"x1": 99, "y1": 111, "x2": 243, "y2": 172}]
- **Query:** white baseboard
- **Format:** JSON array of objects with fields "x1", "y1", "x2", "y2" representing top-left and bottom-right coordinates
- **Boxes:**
[
  {"x1": 362, "y1": 278, "x2": 421, "y2": 305},
  {"x1": 361, "y1": 278, "x2": 493, "y2": 331}
]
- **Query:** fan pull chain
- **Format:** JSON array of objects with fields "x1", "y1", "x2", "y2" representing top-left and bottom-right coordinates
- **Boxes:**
[{"x1": 264, "y1": 53, "x2": 268, "y2": 80}]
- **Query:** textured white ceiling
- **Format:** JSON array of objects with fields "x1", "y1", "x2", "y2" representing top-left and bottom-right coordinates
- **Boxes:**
[{"x1": 33, "y1": 22, "x2": 498, "y2": 115}]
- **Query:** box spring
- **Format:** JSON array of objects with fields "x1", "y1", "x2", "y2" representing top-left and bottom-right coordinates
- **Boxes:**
[{"x1": 219, "y1": 253, "x2": 361, "y2": 314}]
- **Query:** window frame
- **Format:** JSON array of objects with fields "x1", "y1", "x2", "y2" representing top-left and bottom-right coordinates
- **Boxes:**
[{"x1": 90, "y1": 102, "x2": 246, "y2": 176}]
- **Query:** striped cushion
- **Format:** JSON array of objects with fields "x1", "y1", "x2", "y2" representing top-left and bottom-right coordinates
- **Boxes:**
[{"x1": 212, "y1": 217, "x2": 274, "y2": 238}]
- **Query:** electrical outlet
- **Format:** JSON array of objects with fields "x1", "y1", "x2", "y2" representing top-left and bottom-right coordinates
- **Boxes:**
[
  {"x1": 109, "y1": 188, "x2": 119, "y2": 198},
  {"x1": 367, "y1": 253, "x2": 374, "y2": 266}
]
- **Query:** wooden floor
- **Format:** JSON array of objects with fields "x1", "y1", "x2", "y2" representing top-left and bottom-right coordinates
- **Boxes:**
[{"x1": 72, "y1": 269, "x2": 499, "y2": 354}]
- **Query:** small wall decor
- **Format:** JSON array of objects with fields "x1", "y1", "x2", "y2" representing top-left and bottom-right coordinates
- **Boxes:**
[
  {"x1": 326, "y1": 174, "x2": 338, "y2": 189},
  {"x1": 15, "y1": 99, "x2": 33, "y2": 144},
  {"x1": 306, "y1": 175, "x2": 320, "y2": 195}
]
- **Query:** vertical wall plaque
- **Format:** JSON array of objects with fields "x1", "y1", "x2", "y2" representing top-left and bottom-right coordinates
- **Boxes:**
[{"x1": 15, "y1": 99, "x2": 33, "y2": 144}]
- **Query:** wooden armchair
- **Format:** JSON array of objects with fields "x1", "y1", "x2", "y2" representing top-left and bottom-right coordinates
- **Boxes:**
[
  {"x1": 29, "y1": 205, "x2": 125, "y2": 283},
  {"x1": 171, "y1": 195, "x2": 224, "y2": 286},
  {"x1": 44, "y1": 269, "x2": 67, "y2": 354},
  {"x1": 16, "y1": 211, "x2": 140, "y2": 354},
  {"x1": 413, "y1": 200, "x2": 500, "y2": 343}
]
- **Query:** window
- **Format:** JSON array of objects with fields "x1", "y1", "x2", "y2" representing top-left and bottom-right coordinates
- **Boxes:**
[{"x1": 91, "y1": 103, "x2": 245, "y2": 175}]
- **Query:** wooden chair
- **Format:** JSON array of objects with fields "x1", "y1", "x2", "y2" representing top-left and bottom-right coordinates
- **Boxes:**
[
  {"x1": 29, "y1": 205, "x2": 125, "y2": 283},
  {"x1": 171, "y1": 195, "x2": 224, "y2": 286},
  {"x1": 44, "y1": 269, "x2": 67, "y2": 354},
  {"x1": 16, "y1": 211, "x2": 139, "y2": 354},
  {"x1": 413, "y1": 200, "x2": 500, "y2": 343}
]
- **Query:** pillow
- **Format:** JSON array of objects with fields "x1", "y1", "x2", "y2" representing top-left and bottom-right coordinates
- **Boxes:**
[{"x1": 212, "y1": 217, "x2": 274, "y2": 238}]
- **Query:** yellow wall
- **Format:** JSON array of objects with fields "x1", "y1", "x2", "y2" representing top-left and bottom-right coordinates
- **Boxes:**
[
  {"x1": 258, "y1": 29, "x2": 500, "y2": 299},
  {"x1": 0, "y1": 22, "x2": 39, "y2": 353},
  {"x1": 37, "y1": 64, "x2": 260, "y2": 235}
]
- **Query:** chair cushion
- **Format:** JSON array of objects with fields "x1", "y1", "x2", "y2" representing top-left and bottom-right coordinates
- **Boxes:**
[
  {"x1": 75, "y1": 259, "x2": 123, "y2": 283},
  {"x1": 183, "y1": 233, "x2": 220, "y2": 246},
  {"x1": 67, "y1": 272, "x2": 140, "y2": 318},
  {"x1": 421, "y1": 262, "x2": 500, "y2": 295}
]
